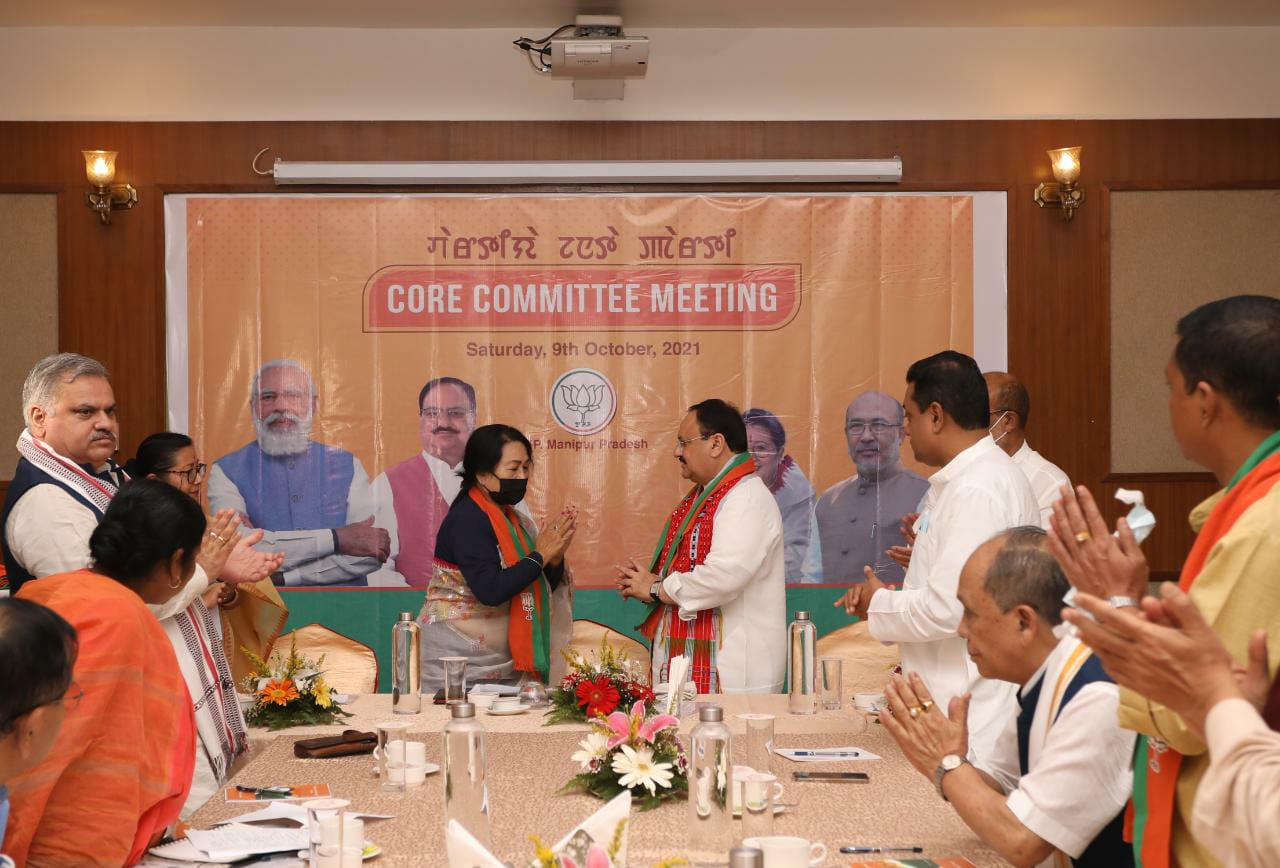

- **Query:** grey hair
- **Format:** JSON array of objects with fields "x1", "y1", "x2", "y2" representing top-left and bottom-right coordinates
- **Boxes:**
[
  {"x1": 250, "y1": 359, "x2": 316, "y2": 401},
  {"x1": 982, "y1": 526, "x2": 1069, "y2": 626},
  {"x1": 21, "y1": 353, "x2": 111, "y2": 425}
]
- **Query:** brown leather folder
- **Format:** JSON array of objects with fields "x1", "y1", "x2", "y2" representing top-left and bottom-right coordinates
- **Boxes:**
[{"x1": 293, "y1": 729, "x2": 378, "y2": 759}]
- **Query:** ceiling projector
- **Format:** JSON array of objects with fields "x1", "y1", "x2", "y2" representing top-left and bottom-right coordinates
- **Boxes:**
[{"x1": 514, "y1": 15, "x2": 649, "y2": 99}]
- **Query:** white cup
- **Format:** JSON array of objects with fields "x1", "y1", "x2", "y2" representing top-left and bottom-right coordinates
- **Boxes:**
[
  {"x1": 468, "y1": 691, "x2": 496, "y2": 709},
  {"x1": 319, "y1": 815, "x2": 363, "y2": 847},
  {"x1": 490, "y1": 696, "x2": 522, "y2": 711},
  {"x1": 854, "y1": 692, "x2": 886, "y2": 713},
  {"x1": 742, "y1": 836, "x2": 826, "y2": 868},
  {"x1": 742, "y1": 772, "x2": 784, "y2": 812},
  {"x1": 385, "y1": 760, "x2": 430, "y2": 788},
  {"x1": 732, "y1": 765, "x2": 786, "y2": 811},
  {"x1": 315, "y1": 845, "x2": 362, "y2": 868}
]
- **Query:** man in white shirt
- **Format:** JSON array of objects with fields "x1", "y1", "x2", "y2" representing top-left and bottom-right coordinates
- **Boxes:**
[
  {"x1": 369, "y1": 377, "x2": 476, "y2": 588},
  {"x1": 882, "y1": 527, "x2": 1134, "y2": 868},
  {"x1": 985, "y1": 372, "x2": 1069, "y2": 529},
  {"x1": 838, "y1": 350, "x2": 1040, "y2": 763},
  {"x1": 209, "y1": 359, "x2": 389, "y2": 587},
  {"x1": 2, "y1": 353, "x2": 269, "y2": 617},
  {"x1": 616, "y1": 398, "x2": 786, "y2": 694}
]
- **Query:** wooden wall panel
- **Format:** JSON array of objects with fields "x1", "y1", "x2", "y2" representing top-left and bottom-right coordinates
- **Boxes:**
[{"x1": 1, "y1": 119, "x2": 1278, "y2": 579}]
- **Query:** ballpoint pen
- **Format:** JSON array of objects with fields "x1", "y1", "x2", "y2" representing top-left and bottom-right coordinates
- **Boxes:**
[
  {"x1": 789, "y1": 749, "x2": 862, "y2": 757},
  {"x1": 236, "y1": 784, "x2": 293, "y2": 797},
  {"x1": 839, "y1": 846, "x2": 924, "y2": 854}
]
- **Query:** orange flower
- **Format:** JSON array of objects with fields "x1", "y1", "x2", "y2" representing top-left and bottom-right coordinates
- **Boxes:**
[{"x1": 260, "y1": 678, "x2": 300, "y2": 706}]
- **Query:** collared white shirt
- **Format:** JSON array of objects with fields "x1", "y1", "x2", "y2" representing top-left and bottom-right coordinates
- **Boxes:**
[
  {"x1": 1010, "y1": 441, "x2": 1071, "y2": 530},
  {"x1": 208, "y1": 455, "x2": 377, "y2": 586},
  {"x1": 369, "y1": 450, "x2": 462, "y2": 588},
  {"x1": 660, "y1": 474, "x2": 787, "y2": 693},
  {"x1": 977, "y1": 635, "x2": 1136, "y2": 865},
  {"x1": 4, "y1": 483, "x2": 210, "y2": 619},
  {"x1": 867, "y1": 436, "x2": 1040, "y2": 764}
]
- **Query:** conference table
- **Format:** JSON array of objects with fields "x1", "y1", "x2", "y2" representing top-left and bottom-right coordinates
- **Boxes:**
[{"x1": 189, "y1": 694, "x2": 1004, "y2": 866}]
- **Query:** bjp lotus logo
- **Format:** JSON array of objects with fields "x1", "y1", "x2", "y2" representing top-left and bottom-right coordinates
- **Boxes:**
[{"x1": 550, "y1": 368, "x2": 617, "y2": 436}]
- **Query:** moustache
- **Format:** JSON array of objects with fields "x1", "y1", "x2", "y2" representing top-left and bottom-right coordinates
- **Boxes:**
[
  {"x1": 90, "y1": 431, "x2": 117, "y2": 443},
  {"x1": 432, "y1": 427, "x2": 459, "y2": 435},
  {"x1": 265, "y1": 411, "x2": 305, "y2": 425}
]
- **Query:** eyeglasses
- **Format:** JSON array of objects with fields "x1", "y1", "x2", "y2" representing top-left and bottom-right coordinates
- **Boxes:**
[
  {"x1": 846, "y1": 420, "x2": 901, "y2": 436},
  {"x1": 749, "y1": 447, "x2": 780, "y2": 457},
  {"x1": 420, "y1": 407, "x2": 473, "y2": 422},
  {"x1": 989, "y1": 408, "x2": 1015, "y2": 418},
  {"x1": 675, "y1": 433, "x2": 711, "y2": 452},
  {"x1": 164, "y1": 463, "x2": 207, "y2": 484},
  {"x1": 57, "y1": 681, "x2": 84, "y2": 711}
]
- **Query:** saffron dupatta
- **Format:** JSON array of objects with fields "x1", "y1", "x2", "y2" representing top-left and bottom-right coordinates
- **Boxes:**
[
  {"x1": 467, "y1": 486, "x2": 553, "y2": 680},
  {"x1": 1129, "y1": 431, "x2": 1280, "y2": 866}
]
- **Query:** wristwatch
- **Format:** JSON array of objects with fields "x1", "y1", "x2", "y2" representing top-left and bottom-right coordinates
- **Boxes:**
[
  {"x1": 1109, "y1": 596, "x2": 1141, "y2": 609},
  {"x1": 933, "y1": 754, "x2": 968, "y2": 801},
  {"x1": 649, "y1": 580, "x2": 663, "y2": 602}
]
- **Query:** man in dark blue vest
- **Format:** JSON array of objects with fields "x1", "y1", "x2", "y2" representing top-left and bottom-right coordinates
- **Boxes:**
[
  {"x1": 208, "y1": 359, "x2": 389, "y2": 587},
  {"x1": 3, "y1": 354, "x2": 124, "y2": 595},
  {"x1": 881, "y1": 526, "x2": 1134, "y2": 868}
]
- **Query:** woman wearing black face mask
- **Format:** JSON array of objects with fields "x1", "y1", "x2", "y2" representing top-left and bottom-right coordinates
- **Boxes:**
[{"x1": 418, "y1": 424, "x2": 577, "y2": 692}]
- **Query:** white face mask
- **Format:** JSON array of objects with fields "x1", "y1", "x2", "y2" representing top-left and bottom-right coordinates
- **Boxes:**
[{"x1": 988, "y1": 410, "x2": 1010, "y2": 445}]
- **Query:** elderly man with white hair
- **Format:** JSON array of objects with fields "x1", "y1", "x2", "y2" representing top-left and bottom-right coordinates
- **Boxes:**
[{"x1": 209, "y1": 359, "x2": 389, "y2": 586}]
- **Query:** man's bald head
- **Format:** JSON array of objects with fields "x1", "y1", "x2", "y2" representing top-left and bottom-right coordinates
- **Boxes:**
[
  {"x1": 984, "y1": 371, "x2": 1031, "y2": 456},
  {"x1": 844, "y1": 389, "x2": 907, "y2": 480}
]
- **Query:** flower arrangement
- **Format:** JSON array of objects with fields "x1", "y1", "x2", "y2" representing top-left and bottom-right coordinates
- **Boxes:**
[
  {"x1": 240, "y1": 636, "x2": 352, "y2": 730},
  {"x1": 561, "y1": 700, "x2": 687, "y2": 810},
  {"x1": 547, "y1": 638, "x2": 655, "y2": 725}
]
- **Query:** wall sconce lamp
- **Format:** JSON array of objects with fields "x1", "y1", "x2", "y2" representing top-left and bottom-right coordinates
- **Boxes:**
[
  {"x1": 82, "y1": 150, "x2": 138, "y2": 225},
  {"x1": 1033, "y1": 146, "x2": 1084, "y2": 221}
]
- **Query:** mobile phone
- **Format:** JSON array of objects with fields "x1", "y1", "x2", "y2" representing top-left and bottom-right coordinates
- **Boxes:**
[{"x1": 793, "y1": 771, "x2": 869, "y2": 782}]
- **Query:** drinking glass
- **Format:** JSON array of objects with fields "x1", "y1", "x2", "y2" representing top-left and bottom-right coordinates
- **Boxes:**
[
  {"x1": 303, "y1": 798, "x2": 350, "y2": 868},
  {"x1": 374, "y1": 720, "x2": 410, "y2": 793},
  {"x1": 441, "y1": 656, "x2": 468, "y2": 704},
  {"x1": 741, "y1": 771, "x2": 782, "y2": 840},
  {"x1": 819, "y1": 657, "x2": 843, "y2": 711},
  {"x1": 737, "y1": 713, "x2": 775, "y2": 772}
]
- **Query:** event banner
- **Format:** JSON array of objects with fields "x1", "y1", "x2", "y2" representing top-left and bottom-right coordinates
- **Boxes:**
[{"x1": 167, "y1": 193, "x2": 1003, "y2": 591}]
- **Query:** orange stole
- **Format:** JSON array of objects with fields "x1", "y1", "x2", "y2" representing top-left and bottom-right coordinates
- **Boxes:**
[
  {"x1": 467, "y1": 487, "x2": 550, "y2": 678},
  {"x1": 1133, "y1": 449, "x2": 1280, "y2": 867},
  {"x1": 10, "y1": 570, "x2": 196, "y2": 866}
]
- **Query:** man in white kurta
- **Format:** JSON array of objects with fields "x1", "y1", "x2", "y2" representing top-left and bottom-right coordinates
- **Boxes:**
[
  {"x1": 985, "y1": 372, "x2": 1070, "y2": 528},
  {"x1": 840, "y1": 352, "x2": 1040, "y2": 764},
  {"x1": 617, "y1": 399, "x2": 787, "y2": 693}
]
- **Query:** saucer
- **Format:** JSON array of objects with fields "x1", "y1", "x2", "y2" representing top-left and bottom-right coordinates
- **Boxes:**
[
  {"x1": 731, "y1": 804, "x2": 789, "y2": 818},
  {"x1": 485, "y1": 704, "x2": 531, "y2": 716}
]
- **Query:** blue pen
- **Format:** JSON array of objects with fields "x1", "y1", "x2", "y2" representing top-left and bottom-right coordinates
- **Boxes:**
[{"x1": 790, "y1": 749, "x2": 861, "y2": 758}]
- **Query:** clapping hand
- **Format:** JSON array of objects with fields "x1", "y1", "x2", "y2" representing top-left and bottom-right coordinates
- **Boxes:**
[
  {"x1": 833, "y1": 566, "x2": 888, "y2": 619},
  {"x1": 1062, "y1": 584, "x2": 1269, "y2": 738},
  {"x1": 1047, "y1": 485, "x2": 1149, "y2": 599},
  {"x1": 535, "y1": 508, "x2": 577, "y2": 566},
  {"x1": 221, "y1": 528, "x2": 286, "y2": 585},
  {"x1": 880, "y1": 672, "x2": 970, "y2": 779},
  {"x1": 197, "y1": 509, "x2": 243, "y2": 581},
  {"x1": 615, "y1": 555, "x2": 660, "y2": 602},
  {"x1": 886, "y1": 511, "x2": 919, "y2": 570}
]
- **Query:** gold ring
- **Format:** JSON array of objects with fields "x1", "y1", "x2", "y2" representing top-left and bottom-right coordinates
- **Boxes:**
[
  {"x1": 921, "y1": 699, "x2": 934, "y2": 713},
  {"x1": 1074, "y1": 531, "x2": 1092, "y2": 543},
  {"x1": 909, "y1": 706, "x2": 922, "y2": 719},
  {"x1": 214, "y1": 534, "x2": 227, "y2": 543}
]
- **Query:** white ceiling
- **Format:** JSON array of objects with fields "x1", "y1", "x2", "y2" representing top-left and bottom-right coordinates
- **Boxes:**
[{"x1": 4, "y1": 0, "x2": 1280, "y2": 29}]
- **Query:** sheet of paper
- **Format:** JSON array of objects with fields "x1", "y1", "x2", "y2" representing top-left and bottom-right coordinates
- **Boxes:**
[
  {"x1": 469, "y1": 683, "x2": 520, "y2": 695},
  {"x1": 773, "y1": 745, "x2": 881, "y2": 762},
  {"x1": 185, "y1": 824, "x2": 307, "y2": 861},
  {"x1": 214, "y1": 802, "x2": 392, "y2": 827}
]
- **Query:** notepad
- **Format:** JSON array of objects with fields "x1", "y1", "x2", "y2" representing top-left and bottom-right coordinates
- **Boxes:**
[{"x1": 223, "y1": 783, "x2": 332, "y2": 803}]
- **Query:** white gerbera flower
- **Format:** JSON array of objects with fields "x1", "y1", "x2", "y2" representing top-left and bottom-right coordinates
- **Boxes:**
[
  {"x1": 571, "y1": 732, "x2": 610, "y2": 771},
  {"x1": 611, "y1": 744, "x2": 674, "y2": 795}
]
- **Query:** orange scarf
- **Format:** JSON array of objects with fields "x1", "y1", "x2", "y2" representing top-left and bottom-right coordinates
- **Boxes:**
[
  {"x1": 10, "y1": 570, "x2": 195, "y2": 866},
  {"x1": 1131, "y1": 444, "x2": 1280, "y2": 866},
  {"x1": 467, "y1": 487, "x2": 551, "y2": 679}
]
